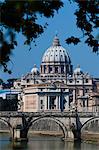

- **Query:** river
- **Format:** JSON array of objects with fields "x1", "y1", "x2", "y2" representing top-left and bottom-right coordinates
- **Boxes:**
[{"x1": 0, "y1": 133, "x2": 99, "y2": 150}]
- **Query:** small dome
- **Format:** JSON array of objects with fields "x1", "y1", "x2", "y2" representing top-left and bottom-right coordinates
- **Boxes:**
[
  {"x1": 74, "y1": 65, "x2": 83, "y2": 75},
  {"x1": 31, "y1": 64, "x2": 39, "y2": 75},
  {"x1": 42, "y1": 36, "x2": 71, "y2": 63}
]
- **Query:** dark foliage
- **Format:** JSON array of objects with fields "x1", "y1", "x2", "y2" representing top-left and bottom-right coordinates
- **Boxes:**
[
  {"x1": 66, "y1": 36, "x2": 80, "y2": 45},
  {"x1": 66, "y1": 0, "x2": 99, "y2": 53},
  {"x1": 0, "y1": 0, "x2": 98, "y2": 73},
  {"x1": 0, "y1": 77, "x2": 18, "y2": 88},
  {"x1": 0, "y1": 0, "x2": 63, "y2": 73},
  {"x1": 0, "y1": 78, "x2": 4, "y2": 84}
]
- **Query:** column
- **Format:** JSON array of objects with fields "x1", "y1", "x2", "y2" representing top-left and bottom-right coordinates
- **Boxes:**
[
  {"x1": 38, "y1": 95, "x2": 40, "y2": 111},
  {"x1": 43, "y1": 96, "x2": 46, "y2": 110},
  {"x1": 45, "y1": 96, "x2": 48, "y2": 110},
  {"x1": 58, "y1": 96, "x2": 60, "y2": 111},
  {"x1": 64, "y1": 65, "x2": 66, "y2": 74},
  {"x1": 47, "y1": 96, "x2": 50, "y2": 110},
  {"x1": 57, "y1": 96, "x2": 59, "y2": 110},
  {"x1": 59, "y1": 66, "x2": 61, "y2": 74},
  {"x1": 46, "y1": 65, "x2": 49, "y2": 73},
  {"x1": 55, "y1": 96, "x2": 58, "y2": 110},
  {"x1": 40, "y1": 65, "x2": 42, "y2": 73},
  {"x1": 73, "y1": 89, "x2": 75, "y2": 104},
  {"x1": 64, "y1": 96, "x2": 68, "y2": 110},
  {"x1": 47, "y1": 96, "x2": 48, "y2": 110},
  {"x1": 41, "y1": 65, "x2": 43, "y2": 74},
  {"x1": 53, "y1": 65, "x2": 55, "y2": 74}
]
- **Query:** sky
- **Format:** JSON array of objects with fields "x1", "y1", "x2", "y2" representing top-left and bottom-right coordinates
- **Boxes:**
[{"x1": 0, "y1": 1, "x2": 99, "y2": 81}]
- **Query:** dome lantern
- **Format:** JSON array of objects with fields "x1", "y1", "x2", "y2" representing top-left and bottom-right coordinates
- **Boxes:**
[{"x1": 52, "y1": 36, "x2": 60, "y2": 46}]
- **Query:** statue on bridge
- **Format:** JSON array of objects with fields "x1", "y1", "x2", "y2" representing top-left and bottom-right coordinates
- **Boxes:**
[
  {"x1": 13, "y1": 114, "x2": 33, "y2": 141},
  {"x1": 70, "y1": 110, "x2": 82, "y2": 141}
]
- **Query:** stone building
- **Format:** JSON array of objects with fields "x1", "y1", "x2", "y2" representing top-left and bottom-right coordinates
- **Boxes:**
[{"x1": 14, "y1": 36, "x2": 99, "y2": 112}]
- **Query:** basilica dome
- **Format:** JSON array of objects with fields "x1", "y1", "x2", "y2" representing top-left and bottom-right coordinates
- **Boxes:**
[
  {"x1": 40, "y1": 36, "x2": 73, "y2": 76},
  {"x1": 42, "y1": 36, "x2": 71, "y2": 64}
]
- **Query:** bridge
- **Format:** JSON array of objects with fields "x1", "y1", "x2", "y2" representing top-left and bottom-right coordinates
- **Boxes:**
[{"x1": 0, "y1": 111, "x2": 99, "y2": 142}]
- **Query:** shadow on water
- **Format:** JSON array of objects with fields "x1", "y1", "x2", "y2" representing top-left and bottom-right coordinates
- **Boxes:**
[
  {"x1": 73, "y1": 141, "x2": 81, "y2": 150},
  {"x1": 11, "y1": 141, "x2": 28, "y2": 150}
]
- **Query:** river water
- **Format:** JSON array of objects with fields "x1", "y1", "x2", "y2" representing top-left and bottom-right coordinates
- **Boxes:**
[{"x1": 0, "y1": 134, "x2": 99, "y2": 150}]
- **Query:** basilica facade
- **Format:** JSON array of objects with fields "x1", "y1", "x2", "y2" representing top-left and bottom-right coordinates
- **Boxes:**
[{"x1": 14, "y1": 36, "x2": 99, "y2": 112}]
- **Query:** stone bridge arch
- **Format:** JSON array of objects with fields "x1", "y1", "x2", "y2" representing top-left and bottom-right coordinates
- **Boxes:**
[
  {"x1": 27, "y1": 116, "x2": 68, "y2": 139},
  {"x1": 81, "y1": 117, "x2": 99, "y2": 132},
  {"x1": 0, "y1": 117, "x2": 12, "y2": 136},
  {"x1": 81, "y1": 117, "x2": 99, "y2": 140}
]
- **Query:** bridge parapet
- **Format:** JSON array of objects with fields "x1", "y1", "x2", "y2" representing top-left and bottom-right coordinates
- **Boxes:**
[{"x1": 0, "y1": 111, "x2": 98, "y2": 118}]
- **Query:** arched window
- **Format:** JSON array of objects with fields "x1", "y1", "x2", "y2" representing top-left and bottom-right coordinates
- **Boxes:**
[
  {"x1": 49, "y1": 66, "x2": 52, "y2": 73},
  {"x1": 44, "y1": 65, "x2": 46, "y2": 73},
  {"x1": 55, "y1": 66, "x2": 58, "y2": 73},
  {"x1": 61, "y1": 65, "x2": 64, "y2": 73},
  {"x1": 40, "y1": 100, "x2": 43, "y2": 109}
]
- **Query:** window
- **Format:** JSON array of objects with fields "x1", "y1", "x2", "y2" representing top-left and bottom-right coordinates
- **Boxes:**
[
  {"x1": 49, "y1": 66, "x2": 52, "y2": 73},
  {"x1": 27, "y1": 79, "x2": 29, "y2": 83},
  {"x1": 18, "y1": 83, "x2": 20, "y2": 86},
  {"x1": 76, "y1": 89, "x2": 79, "y2": 95},
  {"x1": 41, "y1": 100, "x2": 43, "y2": 104},
  {"x1": 83, "y1": 100, "x2": 85, "y2": 107},
  {"x1": 66, "y1": 65, "x2": 69, "y2": 72},
  {"x1": 61, "y1": 66, "x2": 64, "y2": 73},
  {"x1": 69, "y1": 89, "x2": 73, "y2": 94},
  {"x1": 60, "y1": 55, "x2": 63, "y2": 61},
  {"x1": 85, "y1": 89, "x2": 89, "y2": 93},
  {"x1": 44, "y1": 65, "x2": 46, "y2": 73},
  {"x1": 40, "y1": 100, "x2": 43, "y2": 109},
  {"x1": 69, "y1": 80, "x2": 72, "y2": 83},
  {"x1": 85, "y1": 79, "x2": 88, "y2": 83},
  {"x1": 41, "y1": 106, "x2": 43, "y2": 109},
  {"x1": 49, "y1": 96, "x2": 56, "y2": 109},
  {"x1": 55, "y1": 66, "x2": 58, "y2": 73}
]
